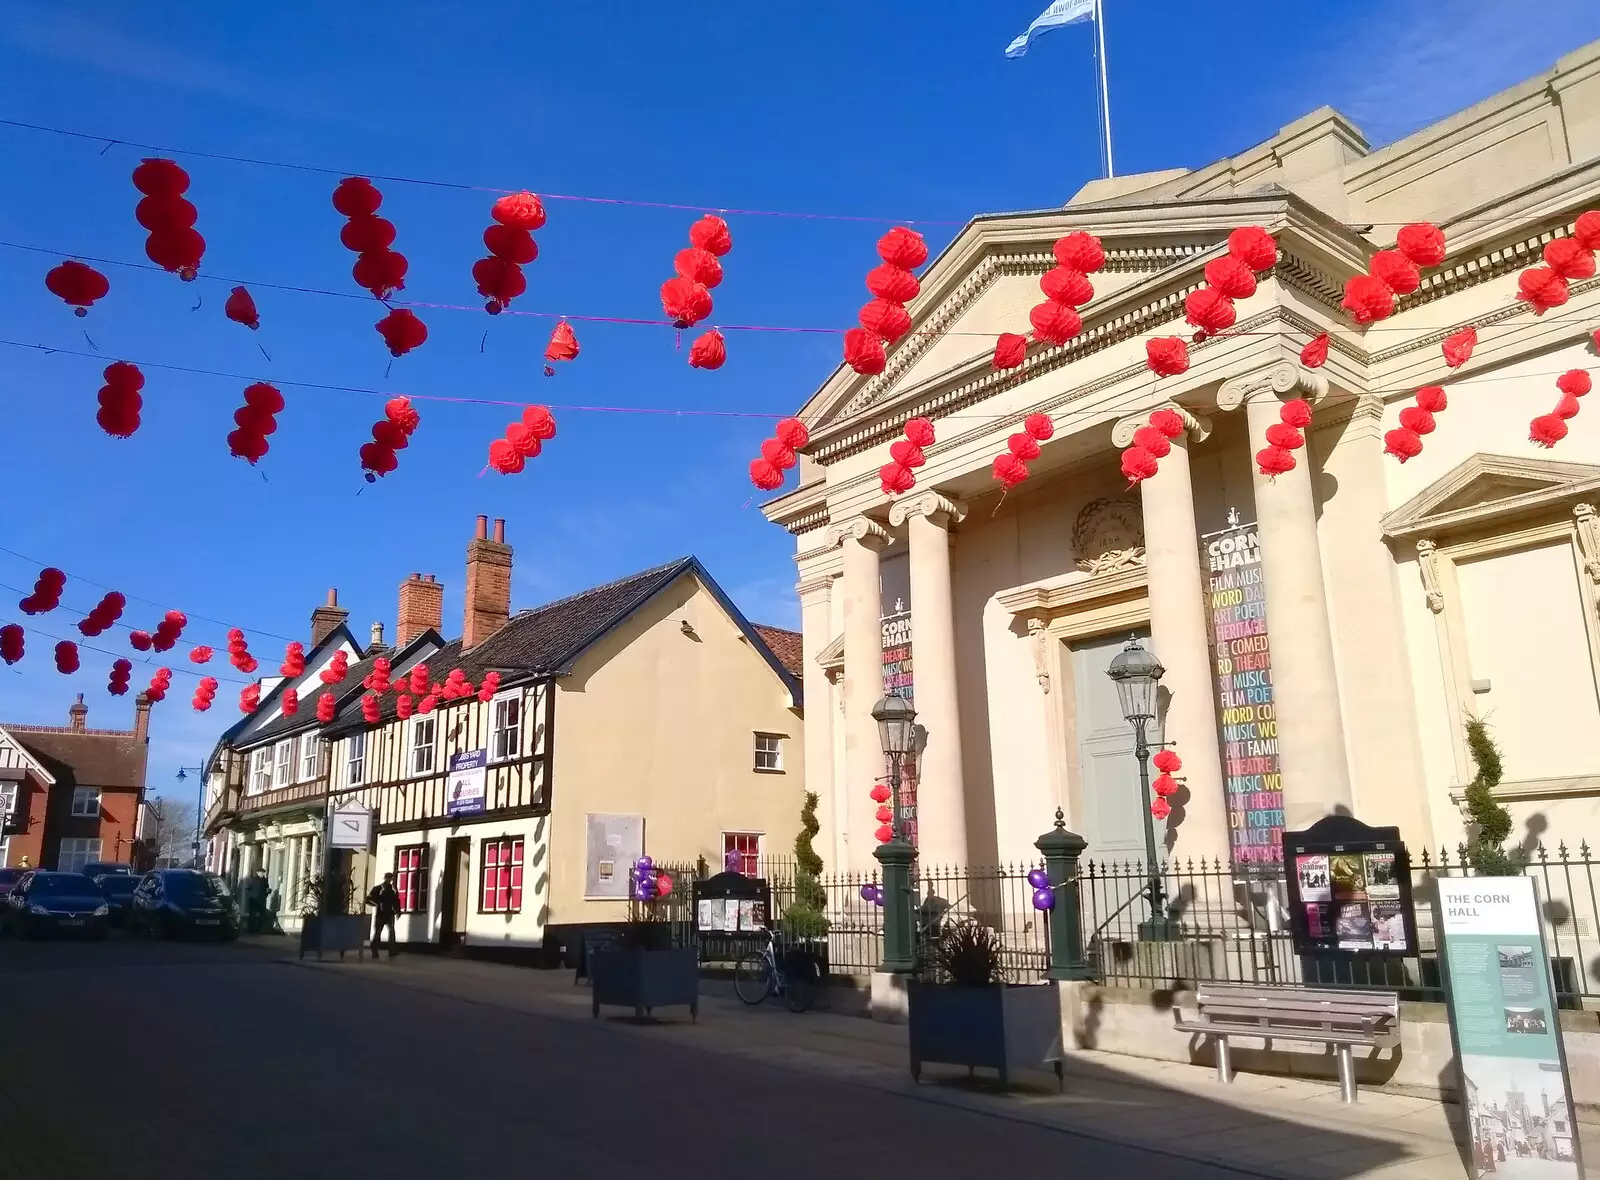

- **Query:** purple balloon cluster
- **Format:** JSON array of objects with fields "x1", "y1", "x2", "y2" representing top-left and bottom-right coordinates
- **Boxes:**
[
  {"x1": 1027, "y1": 867, "x2": 1055, "y2": 912},
  {"x1": 633, "y1": 856, "x2": 658, "y2": 900},
  {"x1": 858, "y1": 883, "x2": 885, "y2": 908}
]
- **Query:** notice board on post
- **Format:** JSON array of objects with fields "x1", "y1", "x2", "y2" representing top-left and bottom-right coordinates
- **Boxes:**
[
  {"x1": 1439, "y1": 876, "x2": 1584, "y2": 1179},
  {"x1": 1281, "y1": 814, "x2": 1418, "y2": 958}
]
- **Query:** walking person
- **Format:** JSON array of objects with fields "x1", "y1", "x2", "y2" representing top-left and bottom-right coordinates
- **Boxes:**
[{"x1": 366, "y1": 872, "x2": 400, "y2": 959}]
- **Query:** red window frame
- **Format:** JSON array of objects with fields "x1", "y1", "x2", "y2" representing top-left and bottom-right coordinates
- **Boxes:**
[
  {"x1": 395, "y1": 844, "x2": 429, "y2": 914},
  {"x1": 479, "y1": 837, "x2": 524, "y2": 914},
  {"x1": 724, "y1": 832, "x2": 760, "y2": 876}
]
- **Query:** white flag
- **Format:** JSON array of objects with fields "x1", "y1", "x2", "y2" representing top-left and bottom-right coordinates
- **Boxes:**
[{"x1": 1005, "y1": 0, "x2": 1094, "y2": 58}]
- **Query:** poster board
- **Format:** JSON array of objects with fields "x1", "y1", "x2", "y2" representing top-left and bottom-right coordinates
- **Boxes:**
[
  {"x1": 584, "y1": 813, "x2": 642, "y2": 900},
  {"x1": 1438, "y1": 876, "x2": 1584, "y2": 1178},
  {"x1": 445, "y1": 750, "x2": 487, "y2": 818},
  {"x1": 327, "y1": 802, "x2": 371, "y2": 850},
  {"x1": 1281, "y1": 815, "x2": 1417, "y2": 957}
]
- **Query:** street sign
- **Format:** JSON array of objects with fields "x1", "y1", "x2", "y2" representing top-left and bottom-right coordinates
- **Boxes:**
[{"x1": 328, "y1": 803, "x2": 371, "y2": 850}]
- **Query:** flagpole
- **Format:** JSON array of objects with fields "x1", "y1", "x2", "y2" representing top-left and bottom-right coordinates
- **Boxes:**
[{"x1": 1094, "y1": 0, "x2": 1114, "y2": 178}]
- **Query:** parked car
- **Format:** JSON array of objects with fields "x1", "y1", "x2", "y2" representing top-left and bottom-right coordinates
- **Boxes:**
[
  {"x1": 1, "y1": 871, "x2": 110, "y2": 939},
  {"x1": 81, "y1": 862, "x2": 135, "y2": 880},
  {"x1": 130, "y1": 870, "x2": 238, "y2": 940},
  {"x1": 95, "y1": 873, "x2": 140, "y2": 927}
]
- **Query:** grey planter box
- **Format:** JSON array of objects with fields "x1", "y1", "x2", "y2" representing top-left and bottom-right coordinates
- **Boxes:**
[
  {"x1": 907, "y1": 980, "x2": 1063, "y2": 1088},
  {"x1": 590, "y1": 948, "x2": 700, "y2": 1021},
  {"x1": 299, "y1": 915, "x2": 368, "y2": 961}
]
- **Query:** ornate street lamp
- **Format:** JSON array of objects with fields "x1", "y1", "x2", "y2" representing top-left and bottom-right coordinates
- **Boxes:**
[
  {"x1": 871, "y1": 694, "x2": 917, "y2": 840},
  {"x1": 870, "y1": 693, "x2": 919, "y2": 974},
  {"x1": 1106, "y1": 637, "x2": 1177, "y2": 940}
]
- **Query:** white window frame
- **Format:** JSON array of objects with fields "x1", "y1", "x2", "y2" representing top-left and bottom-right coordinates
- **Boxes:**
[
  {"x1": 272, "y1": 740, "x2": 294, "y2": 789},
  {"x1": 58, "y1": 837, "x2": 103, "y2": 874},
  {"x1": 70, "y1": 786, "x2": 102, "y2": 818},
  {"x1": 298, "y1": 733, "x2": 320, "y2": 782},
  {"x1": 722, "y1": 830, "x2": 764, "y2": 876},
  {"x1": 490, "y1": 692, "x2": 522, "y2": 762},
  {"x1": 0, "y1": 835, "x2": 9, "y2": 869},
  {"x1": 346, "y1": 731, "x2": 367, "y2": 787},
  {"x1": 0, "y1": 782, "x2": 16, "y2": 824},
  {"x1": 248, "y1": 747, "x2": 272, "y2": 796},
  {"x1": 753, "y1": 733, "x2": 784, "y2": 773},
  {"x1": 411, "y1": 716, "x2": 437, "y2": 776}
]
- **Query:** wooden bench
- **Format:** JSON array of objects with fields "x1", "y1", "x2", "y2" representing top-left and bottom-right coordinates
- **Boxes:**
[{"x1": 1173, "y1": 981, "x2": 1399, "y2": 1103}]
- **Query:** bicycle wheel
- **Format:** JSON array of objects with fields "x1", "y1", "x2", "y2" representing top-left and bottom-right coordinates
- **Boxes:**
[
  {"x1": 781, "y1": 969, "x2": 816, "y2": 1014},
  {"x1": 733, "y1": 953, "x2": 773, "y2": 1005}
]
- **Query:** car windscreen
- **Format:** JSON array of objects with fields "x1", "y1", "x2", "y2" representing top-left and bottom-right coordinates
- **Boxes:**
[
  {"x1": 98, "y1": 877, "x2": 139, "y2": 896},
  {"x1": 164, "y1": 874, "x2": 231, "y2": 902},
  {"x1": 30, "y1": 875, "x2": 99, "y2": 897}
]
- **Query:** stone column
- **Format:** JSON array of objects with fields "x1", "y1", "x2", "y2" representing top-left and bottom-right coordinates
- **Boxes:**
[
  {"x1": 1112, "y1": 407, "x2": 1230, "y2": 861},
  {"x1": 832, "y1": 516, "x2": 891, "y2": 872},
  {"x1": 1221, "y1": 363, "x2": 1354, "y2": 828},
  {"x1": 796, "y1": 573, "x2": 838, "y2": 869},
  {"x1": 889, "y1": 491, "x2": 968, "y2": 869}
]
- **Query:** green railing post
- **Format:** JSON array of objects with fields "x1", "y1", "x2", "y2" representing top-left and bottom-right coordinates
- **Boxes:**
[
  {"x1": 1036, "y1": 809, "x2": 1092, "y2": 981},
  {"x1": 874, "y1": 838, "x2": 917, "y2": 973}
]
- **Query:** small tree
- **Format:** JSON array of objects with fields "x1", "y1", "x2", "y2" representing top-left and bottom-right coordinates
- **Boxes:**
[
  {"x1": 1463, "y1": 717, "x2": 1519, "y2": 876},
  {"x1": 782, "y1": 791, "x2": 829, "y2": 938}
]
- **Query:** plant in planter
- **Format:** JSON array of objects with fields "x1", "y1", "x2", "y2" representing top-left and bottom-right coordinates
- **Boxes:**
[
  {"x1": 907, "y1": 919, "x2": 1063, "y2": 1089},
  {"x1": 589, "y1": 857, "x2": 700, "y2": 1021},
  {"x1": 1463, "y1": 718, "x2": 1522, "y2": 876},
  {"x1": 779, "y1": 793, "x2": 831, "y2": 973},
  {"x1": 296, "y1": 872, "x2": 368, "y2": 961}
]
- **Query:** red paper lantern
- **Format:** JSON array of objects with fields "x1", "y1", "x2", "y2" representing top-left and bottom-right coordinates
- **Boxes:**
[
  {"x1": 45, "y1": 261, "x2": 110, "y2": 317},
  {"x1": 875, "y1": 824, "x2": 893, "y2": 844},
  {"x1": 1132, "y1": 426, "x2": 1171, "y2": 458},
  {"x1": 145, "y1": 226, "x2": 206, "y2": 280},
  {"x1": 1227, "y1": 226, "x2": 1278, "y2": 272},
  {"x1": 1575, "y1": 210, "x2": 1600, "y2": 251},
  {"x1": 1152, "y1": 749, "x2": 1182, "y2": 773},
  {"x1": 492, "y1": 191, "x2": 547, "y2": 231},
  {"x1": 1204, "y1": 256, "x2": 1258, "y2": 300},
  {"x1": 1265, "y1": 423, "x2": 1304, "y2": 450},
  {"x1": 776, "y1": 417, "x2": 811, "y2": 449},
  {"x1": 1008, "y1": 432, "x2": 1042, "y2": 461},
  {"x1": 748, "y1": 458, "x2": 783, "y2": 491},
  {"x1": 1145, "y1": 337, "x2": 1190, "y2": 377},
  {"x1": 132, "y1": 158, "x2": 189, "y2": 197},
  {"x1": 1557, "y1": 370, "x2": 1592, "y2": 397},
  {"x1": 1555, "y1": 393, "x2": 1582, "y2": 420},
  {"x1": 1256, "y1": 446, "x2": 1296, "y2": 476},
  {"x1": 134, "y1": 196, "x2": 196, "y2": 232},
  {"x1": 1300, "y1": 333, "x2": 1330, "y2": 368},
  {"x1": 879, "y1": 463, "x2": 916, "y2": 495},
  {"x1": 473, "y1": 256, "x2": 527, "y2": 313},
  {"x1": 1530, "y1": 413, "x2": 1568, "y2": 448},
  {"x1": 0, "y1": 625, "x2": 22, "y2": 665},
  {"x1": 54, "y1": 640, "x2": 79, "y2": 674},
  {"x1": 1543, "y1": 238, "x2": 1595, "y2": 281},
  {"x1": 77, "y1": 591, "x2": 126, "y2": 637},
  {"x1": 1383, "y1": 428, "x2": 1424, "y2": 462},
  {"x1": 992, "y1": 332, "x2": 1028, "y2": 370},
  {"x1": 522, "y1": 405, "x2": 557, "y2": 440},
  {"x1": 1184, "y1": 287, "x2": 1236, "y2": 334},
  {"x1": 488, "y1": 438, "x2": 524, "y2": 475},
  {"x1": 1395, "y1": 222, "x2": 1447, "y2": 268},
  {"x1": 317, "y1": 691, "x2": 337, "y2": 724},
  {"x1": 543, "y1": 321, "x2": 580, "y2": 371},
  {"x1": 376, "y1": 308, "x2": 428, "y2": 357},
  {"x1": 1398, "y1": 406, "x2": 1436, "y2": 435},
  {"x1": 688, "y1": 328, "x2": 727, "y2": 370},
  {"x1": 1040, "y1": 266, "x2": 1094, "y2": 307},
  {"x1": 1280, "y1": 398, "x2": 1313, "y2": 428},
  {"x1": 869, "y1": 783, "x2": 892, "y2": 804},
  {"x1": 477, "y1": 671, "x2": 501, "y2": 703},
  {"x1": 1369, "y1": 249, "x2": 1421, "y2": 296},
  {"x1": 359, "y1": 443, "x2": 398, "y2": 478},
  {"x1": 505, "y1": 423, "x2": 542, "y2": 458},
  {"x1": 281, "y1": 641, "x2": 305, "y2": 677},
  {"x1": 1442, "y1": 327, "x2": 1477, "y2": 369},
  {"x1": 223, "y1": 286, "x2": 260, "y2": 331},
  {"x1": 396, "y1": 693, "x2": 414, "y2": 720},
  {"x1": 1516, "y1": 266, "x2": 1568, "y2": 315},
  {"x1": 1415, "y1": 385, "x2": 1448, "y2": 413},
  {"x1": 859, "y1": 299, "x2": 911, "y2": 342},
  {"x1": 485, "y1": 224, "x2": 538, "y2": 264},
  {"x1": 674, "y1": 247, "x2": 723, "y2": 288},
  {"x1": 244, "y1": 381, "x2": 284, "y2": 413},
  {"x1": 129, "y1": 630, "x2": 153, "y2": 651},
  {"x1": 1341, "y1": 275, "x2": 1395, "y2": 325},
  {"x1": 189, "y1": 645, "x2": 214, "y2": 664},
  {"x1": 890, "y1": 439, "x2": 925, "y2": 468},
  {"x1": 385, "y1": 396, "x2": 421, "y2": 434},
  {"x1": 333, "y1": 177, "x2": 382, "y2": 217},
  {"x1": 1146, "y1": 409, "x2": 1183, "y2": 440},
  {"x1": 353, "y1": 249, "x2": 408, "y2": 299},
  {"x1": 1028, "y1": 301, "x2": 1082, "y2": 345},
  {"x1": 877, "y1": 226, "x2": 928, "y2": 270},
  {"x1": 992, "y1": 452, "x2": 1029, "y2": 487},
  {"x1": 361, "y1": 693, "x2": 382, "y2": 724},
  {"x1": 338, "y1": 215, "x2": 395, "y2": 256},
  {"x1": 843, "y1": 327, "x2": 887, "y2": 375},
  {"x1": 1151, "y1": 772, "x2": 1179, "y2": 798},
  {"x1": 865, "y1": 265, "x2": 920, "y2": 303},
  {"x1": 1120, "y1": 447, "x2": 1159, "y2": 484},
  {"x1": 1024, "y1": 413, "x2": 1054, "y2": 441},
  {"x1": 689, "y1": 215, "x2": 732, "y2": 257},
  {"x1": 1150, "y1": 797, "x2": 1171, "y2": 821},
  {"x1": 1053, "y1": 231, "x2": 1105, "y2": 273},
  {"x1": 660, "y1": 276, "x2": 713, "y2": 328},
  {"x1": 761, "y1": 438, "x2": 797, "y2": 470},
  {"x1": 95, "y1": 370, "x2": 143, "y2": 437},
  {"x1": 108, "y1": 659, "x2": 131, "y2": 696},
  {"x1": 902, "y1": 418, "x2": 935, "y2": 447},
  {"x1": 280, "y1": 688, "x2": 299, "y2": 716}
]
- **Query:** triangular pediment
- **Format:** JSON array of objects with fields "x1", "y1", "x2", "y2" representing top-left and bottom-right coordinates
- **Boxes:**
[
  {"x1": 0, "y1": 724, "x2": 56, "y2": 786},
  {"x1": 816, "y1": 632, "x2": 844, "y2": 673},
  {"x1": 1382, "y1": 453, "x2": 1600, "y2": 539}
]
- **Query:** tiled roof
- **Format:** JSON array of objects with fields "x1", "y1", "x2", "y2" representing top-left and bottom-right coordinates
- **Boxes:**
[
  {"x1": 751, "y1": 625, "x2": 803, "y2": 678},
  {"x1": 12, "y1": 729, "x2": 146, "y2": 790}
]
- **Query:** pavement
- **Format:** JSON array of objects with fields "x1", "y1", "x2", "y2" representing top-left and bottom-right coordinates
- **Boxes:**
[{"x1": 0, "y1": 933, "x2": 1587, "y2": 1180}]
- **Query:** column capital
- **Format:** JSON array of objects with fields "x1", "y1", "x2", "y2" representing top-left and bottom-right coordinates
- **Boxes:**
[
  {"x1": 1111, "y1": 404, "x2": 1213, "y2": 448},
  {"x1": 888, "y1": 491, "x2": 967, "y2": 529},
  {"x1": 826, "y1": 516, "x2": 891, "y2": 550},
  {"x1": 1216, "y1": 360, "x2": 1329, "y2": 413}
]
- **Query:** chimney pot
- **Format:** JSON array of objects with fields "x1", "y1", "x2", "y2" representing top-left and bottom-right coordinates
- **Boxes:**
[
  {"x1": 492, "y1": 518, "x2": 506, "y2": 544},
  {"x1": 370, "y1": 621, "x2": 386, "y2": 649},
  {"x1": 475, "y1": 514, "x2": 488, "y2": 540},
  {"x1": 326, "y1": 588, "x2": 338, "y2": 607},
  {"x1": 69, "y1": 694, "x2": 88, "y2": 732}
]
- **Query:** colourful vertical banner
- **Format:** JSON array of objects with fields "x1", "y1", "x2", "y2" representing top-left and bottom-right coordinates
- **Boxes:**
[
  {"x1": 1202, "y1": 521, "x2": 1283, "y2": 877},
  {"x1": 880, "y1": 555, "x2": 918, "y2": 847}
]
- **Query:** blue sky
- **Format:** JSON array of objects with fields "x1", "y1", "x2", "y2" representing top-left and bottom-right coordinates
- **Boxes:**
[{"x1": 2, "y1": 0, "x2": 1598, "y2": 816}]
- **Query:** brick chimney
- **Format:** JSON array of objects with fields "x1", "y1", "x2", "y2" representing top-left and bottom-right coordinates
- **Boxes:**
[
  {"x1": 310, "y1": 588, "x2": 349, "y2": 647},
  {"x1": 68, "y1": 694, "x2": 87, "y2": 732},
  {"x1": 368, "y1": 621, "x2": 387, "y2": 653},
  {"x1": 133, "y1": 692, "x2": 152, "y2": 742},
  {"x1": 397, "y1": 574, "x2": 443, "y2": 647},
  {"x1": 463, "y1": 516, "x2": 512, "y2": 650}
]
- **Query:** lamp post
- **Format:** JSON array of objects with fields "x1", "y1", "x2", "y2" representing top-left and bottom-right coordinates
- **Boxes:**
[
  {"x1": 176, "y1": 765, "x2": 205, "y2": 870},
  {"x1": 1105, "y1": 637, "x2": 1177, "y2": 941},
  {"x1": 870, "y1": 693, "x2": 919, "y2": 973}
]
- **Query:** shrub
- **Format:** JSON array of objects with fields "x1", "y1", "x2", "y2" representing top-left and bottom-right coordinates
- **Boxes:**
[
  {"x1": 1463, "y1": 718, "x2": 1520, "y2": 876},
  {"x1": 934, "y1": 920, "x2": 1006, "y2": 987}
]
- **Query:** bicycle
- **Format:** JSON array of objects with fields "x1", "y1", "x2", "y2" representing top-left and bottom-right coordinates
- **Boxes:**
[{"x1": 733, "y1": 929, "x2": 817, "y2": 1013}]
